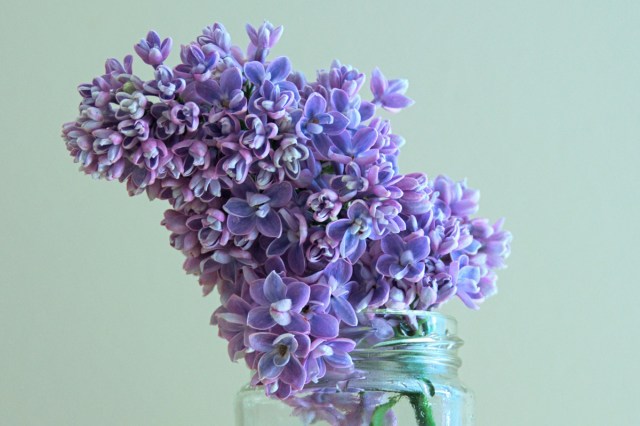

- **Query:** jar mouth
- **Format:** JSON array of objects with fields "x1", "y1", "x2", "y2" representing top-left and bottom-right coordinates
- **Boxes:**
[{"x1": 368, "y1": 309, "x2": 457, "y2": 323}]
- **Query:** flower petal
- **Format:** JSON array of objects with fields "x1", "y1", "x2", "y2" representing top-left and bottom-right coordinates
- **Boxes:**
[
  {"x1": 247, "y1": 307, "x2": 277, "y2": 330},
  {"x1": 264, "y1": 271, "x2": 287, "y2": 302},
  {"x1": 280, "y1": 356, "x2": 306, "y2": 389},
  {"x1": 310, "y1": 313, "x2": 339, "y2": 339},
  {"x1": 331, "y1": 296, "x2": 357, "y2": 326}
]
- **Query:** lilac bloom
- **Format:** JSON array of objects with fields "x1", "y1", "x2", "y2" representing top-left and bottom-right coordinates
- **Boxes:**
[
  {"x1": 320, "y1": 259, "x2": 358, "y2": 326},
  {"x1": 328, "y1": 127, "x2": 379, "y2": 166},
  {"x1": 266, "y1": 210, "x2": 308, "y2": 275},
  {"x1": 134, "y1": 30, "x2": 172, "y2": 67},
  {"x1": 306, "y1": 230, "x2": 339, "y2": 266},
  {"x1": 326, "y1": 200, "x2": 372, "y2": 262},
  {"x1": 246, "y1": 21, "x2": 284, "y2": 62},
  {"x1": 365, "y1": 161, "x2": 404, "y2": 199},
  {"x1": 450, "y1": 255, "x2": 483, "y2": 309},
  {"x1": 197, "y1": 67, "x2": 247, "y2": 114},
  {"x1": 190, "y1": 208, "x2": 229, "y2": 251},
  {"x1": 396, "y1": 173, "x2": 432, "y2": 215},
  {"x1": 370, "y1": 67, "x2": 415, "y2": 113},
  {"x1": 149, "y1": 102, "x2": 178, "y2": 139},
  {"x1": 305, "y1": 338, "x2": 356, "y2": 383},
  {"x1": 433, "y1": 175, "x2": 480, "y2": 218},
  {"x1": 175, "y1": 44, "x2": 219, "y2": 82},
  {"x1": 217, "y1": 142, "x2": 253, "y2": 184},
  {"x1": 223, "y1": 181, "x2": 292, "y2": 238},
  {"x1": 301, "y1": 284, "x2": 339, "y2": 339},
  {"x1": 255, "y1": 159, "x2": 284, "y2": 190},
  {"x1": 171, "y1": 139, "x2": 212, "y2": 176},
  {"x1": 296, "y1": 93, "x2": 348, "y2": 139},
  {"x1": 273, "y1": 136, "x2": 310, "y2": 180},
  {"x1": 376, "y1": 234, "x2": 430, "y2": 283},
  {"x1": 143, "y1": 65, "x2": 185, "y2": 100},
  {"x1": 317, "y1": 60, "x2": 365, "y2": 98},
  {"x1": 115, "y1": 91, "x2": 147, "y2": 120},
  {"x1": 330, "y1": 162, "x2": 369, "y2": 202},
  {"x1": 244, "y1": 56, "x2": 292, "y2": 88},
  {"x1": 204, "y1": 111, "x2": 241, "y2": 140},
  {"x1": 369, "y1": 199, "x2": 405, "y2": 239},
  {"x1": 239, "y1": 114, "x2": 277, "y2": 159},
  {"x1": 212, "y1": 294, "x2": 251, "y2": 361},
  {"x1": 250, "y1": 80, "x2": 297, "y2": 119},
  {"x1": 198, "y1": 22, "x2": 232, "y2": 56},
  {"x1": 247, "y1": 272, "x2": 310, "y2": 333},
  {"x1": 349, "y1": 259, "x2": 391, "y2": 311},
  {"x1": 306, "y1": 189, "x2": 342, "y2": 222},
  {"x1": 249, "y1": 332, "x2": 309, "y2": 394},
  {"x1": 330, "y1": 88, "x2": 364, "y2": 129},
  {"x1": 78, "y1": 76, "x2": 113, "y2": 108},
  {"x1": 118, "y1": 118, "x2": 150, "y2": 150},
  {"x1": 170, "y1": 102, "x2": 200, "y2": 133},
  {"x1": 91, "y1": 129, "x2": 123, "y2": 166},
  {"x1": 189, "y1": 168, "x2": 227, "y2": 202},
  {"x1": 131, "y1": 138, "x2": 171, "y2": 172}
]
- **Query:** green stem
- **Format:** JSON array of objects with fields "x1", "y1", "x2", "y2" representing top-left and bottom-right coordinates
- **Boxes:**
[{"x1": 408, "y1": 393, "x2": 436, "y2": 426}]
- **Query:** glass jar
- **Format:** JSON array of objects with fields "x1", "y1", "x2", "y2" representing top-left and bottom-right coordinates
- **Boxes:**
[{"x1": 235, "y1": 310, "x2": 474, "y2": 426}]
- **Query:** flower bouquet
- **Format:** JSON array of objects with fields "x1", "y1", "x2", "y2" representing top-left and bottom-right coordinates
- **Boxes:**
[{"x1": 62, "y1": 21, "x2": 511, "y2": 426}]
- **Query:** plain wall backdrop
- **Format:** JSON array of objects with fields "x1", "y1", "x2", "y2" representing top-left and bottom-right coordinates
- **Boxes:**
[{"x1": 1, "y1": 1, "x2": 638, "y2": 425}]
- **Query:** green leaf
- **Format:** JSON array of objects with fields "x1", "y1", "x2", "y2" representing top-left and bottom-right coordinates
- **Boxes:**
[{"x1": 369, "y1": 395, "x2": 402, "y2": 426}]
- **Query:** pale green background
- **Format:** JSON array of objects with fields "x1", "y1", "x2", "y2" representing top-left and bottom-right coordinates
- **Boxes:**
[{"x1": 1, "y1": 1, "x2": 638, "y2": 425}]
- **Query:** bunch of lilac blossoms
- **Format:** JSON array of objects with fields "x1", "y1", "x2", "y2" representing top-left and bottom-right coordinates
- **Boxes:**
[{"x1": 62, "y1": 21, "x2": 512, "y2": 400}]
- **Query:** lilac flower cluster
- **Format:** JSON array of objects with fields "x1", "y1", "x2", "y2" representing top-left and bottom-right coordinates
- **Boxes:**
[{"x1": 62, "y1": 22, "x2": 512, "y2": 399}]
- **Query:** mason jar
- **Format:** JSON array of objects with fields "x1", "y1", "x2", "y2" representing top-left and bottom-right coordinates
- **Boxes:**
[{"x1": 235, "y1": 310, "x2": 474, "y2": 426}]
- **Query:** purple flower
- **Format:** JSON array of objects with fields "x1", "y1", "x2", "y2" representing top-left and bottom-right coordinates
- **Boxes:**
[
  {"x1": 246, "y1": 21, "x2": 284, "y2": 62},
  {"x1": 296, "y1": 93, "x2": 348, "y2": 139},
  {"x1": 247, "y1": 272, "x2": 310, "y2": 333},
  {"x1": 115, "y1": 91, "x2": 147, "y2": 120},
  {"x1": 143, "y1": 65, "x2": 185, "y2": 100},
  {"x1": 217, "y1": 142, "x2": 253, "y2": 184},
  {"x1": 328, "y1": 127, "x2": 379, "y2": 166},
  {"x1": 301, "y1": 284, "x2": 339, "y2": 339},
  {"x1": 212, "y1": 294, "x2": 251, "y2": 361},
  {"x1": 250, "y1": 80, "x2": 297, "y2": 119},
  {"x1": 223, "y1": 181, "x2": 292, "y2": 238},
  {"x1": 349, "y1": 259, "x2": 390, "y2": 311},
  {"x1": 326, "y1": 200, "x2": 372, "y2": 262},
  {"x1": 330, "y1": 88, "x2": 372, "y2": 129},
  {"x1": 317, "y1": 60, "x2": 365, "y2": 99},
  {"x1": 450, "y1": 255, "x2": 483, "y2": 309},
  {"x1": 175, "y1": 44, "x2": 219, "y2": 82},
  {"x1": 118, "y1": 118, "x2": 150, "y2": 149},
  {"x1": 330, "y1": 162, "x2": 369, "y2": 202},
  {"x1": 198, "y1": 22, "x2": 233, "y2": 56},
  {"x1": 319, "y1": 259, "x2": 358, "y2": 326},
  {"x1": 266, "y1": 210, "x2": 308, "y2": 275},
  {"x1": 432, "y1": 175, "x2": 480, "y2": 218},
  {"x1": 198, "y1": 67, "x2": 247, "y2": 114},
  {"x1": 250, "y1": 331, "x2": 309, "y2": 396},
  {"x1": 369, "y1": 199, "x2": 405, "y2": 239},
  {"x1": 273, "y1": 136, "x2": 310, "y2": 180},
  {"x1": 306, "y1": 231, "x2": 339, "y2": 266},
  {"x1": 305, "y1": 338, "x2": 355, "y2": 383},
  {"x1": 239, "y1": 114, "x2": 278, "y2": 159},
  {"x1": 376, "y1": 234, "x2": 430, "y2": 283},
  {"x1": 370, "y1": 67, "x2": 415, "y2": 113},
  {"x1": 307, "y1": 189, "x2": 342, "y2": 223},
  {"x1": 171, "y1": 139, "x2": 212, "y2": 176},
  {"x1": 170, "y1": 102, "x2": 200, "y2": 133},
  {"x1": 134, "y1": 30, "x2": 172, "y2": 67}
]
